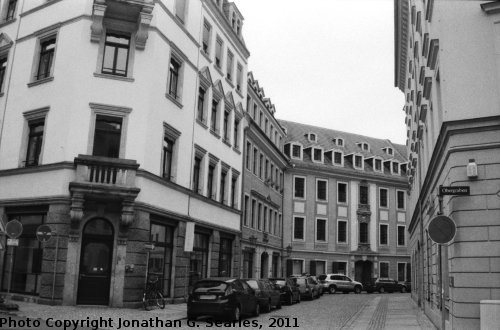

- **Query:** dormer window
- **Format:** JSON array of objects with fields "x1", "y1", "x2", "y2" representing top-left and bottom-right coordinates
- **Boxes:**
[
  {"x1": 307, "y1": 133, "x2": 317, "y2": 142},
  {"x1": 291, "y1": 143, "x2": 302, "y2": 160},
  {"x1": 333, "y1": 138, "x2": 344, "y2": 147},
  {"x1": 312, "y1": 148, "x2": 323, "y2": 163},
  {"x1": 333, "y1": 150, "x2": 343, "y2": 166},
  {"x1": 383, "y1": 147, "x2": 394, "y2": 155},
  {"x1": 374, "y1": 158, "x2": 383, "y2": 172},
  {"x1": 354, "y1": 155, "x2": 363, "y2": 169},
  {"x1": 392, "y1": 161, "x2": 400, "y2": 175},
  {"x1": 357, "y1": 142, "x2": 370, "y2": 151}
]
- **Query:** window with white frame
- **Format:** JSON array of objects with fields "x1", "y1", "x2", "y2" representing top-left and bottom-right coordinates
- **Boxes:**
[
  {"x1": 243, "y1": 195, "x2": 249, "y2": 226},
  {"x1": 354, "y1": 155, "x2": 363, "y2": 169},
  {"x1": 22, "y1": 108, "x2": 49, "y2": 167},
  {"x1": 161, "y1": 123, "x2": 181, "y2": 181},
  {"x1": 359, "y1": 184, "x2": 369, "y2": 205},
  {"x1": 308, "y1": 133, "x2": 317, "y2": 142},
  {"x1": 337, "y1": 182, "x2": 347, "y2": 204},
  {"x1": 233, "y1": 117, "x2": 240, "y2": 149},
  {"x1": 379, "y1": 262, "x2": 389, "y2": 278},
  {"x1": 252, "y1": 147, "x2": 258, "y2": 175},
  {"x1": 397, "y1": 190, "x2": 406, "y2": 210},
  {"x1": 316, "y1": 218, "x2": 327, "y2": 242},
  {"x1": 392, "y1": 161, "x2": 400, "y2": 175},
  {"x1": 397, "y1": 263, "x2": 406, "y2": 282},
  {"x1": 293, "y1": 176, "x2": 306, "y2": 199},
  {"x1": 374, "y1": 158, "x2": 383, "y2": 172},
  {"x1": 215, "y1": 36, "x2": 223, "y2": 69},
  {"x1": 230, "y1": 173, "x2": 238, "y2": 208},
  {"x1": 3, "y1": 0, "x2": 18, "y2": 22},
  {"x1": 167, "y1": 54, "x2": 183, "y2": 102},
  {"x1": 333, "y1": 137, "x2": 344, "y2": 146},
  {"x1": 337, "y1": 220, "x2": 347, "y2": 244},
  {"x1": 226, "y1": 50, "x2": 234, "y2": 81},
  {"x1": 32, "y1": 34, "x2": 57, "y2": 82},
  {"x1": 313, "y1": 148, "x2": 323, "y2": 163},
  {"x1": 333, "y1": 151, "x2": 343, "y2": 166},
  {"x1": 291, "y1": 144, "x2": 302, "y2": 159},
  {"x1": 202, "y1": 20, "x2": 211, "y2": 54},
  {"x1": 357, "y1": 142, "x2": 369, "y2": 151},
  {"x1": 379, "y1": 224, "x2": 388, "y2": 245},
  {"x1": 293, "y1": 216, "x2": 305, "y2": 240},
  {"x1": 197, "y1": 87, "x2": 207, "y2": 123},
  {"x1": 397, "y1": 225, "x2": 406, "y2": 246},
  {"x1": 316, "y1": 179, "x2": 327, "y2": 202},
  {"x1": 236, "y1": 63, "x2": 243, "y2": 92},
  {"x1": 379, "y1": 188, "x2": 388, "y2": 208}
]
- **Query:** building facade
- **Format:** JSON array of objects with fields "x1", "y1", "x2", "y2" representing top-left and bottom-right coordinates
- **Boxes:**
[
  {"x1": 0, "y1": 0, "x2": 248, "y2": 307},
  {"x1": 240, "y1": 72, "x2": 288, "y2": 279},
  {"x1": 279, "y1": 120, "x2": 410, "y2": 284},
  {"x1": 395, "y1": 0, "x2": 500, "y2": 328}
]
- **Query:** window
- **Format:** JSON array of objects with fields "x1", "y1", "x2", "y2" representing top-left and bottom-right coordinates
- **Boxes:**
[
  {"x1": 245, "y1": 141, "x2": 251, "y2": 170},
  {"x1": 398, "y1": 226, "x2": 406, "y2": 246},
  {"x1": 162, "y1": 137, "x2": 174, "y2": 180},
  {"x1": 207, "y1": 163, "x2": 216, "y2": 199},
  {"x1": 335, "y1": 138, "x2": 344, "y2": 146},
  {"x1": 316, "y1": 218, "x2": 327, "y2": 242},
  {"x1": 337, "y1": 182, "x2": 347, "y2": 204},
  {"x1": 236, "y1": 63, "x2": 243, "y2": 92},
  {"x1": 215, "y1": 36, "x2": 223, "y2": 68},
  {"x1": 259, "y1": 154, "x2": 263, "y2": 179},
  {"x1": 398, "y1": 263, "x2": 406, "y2": 282},
  {"x1": 35, "y1": 37, "x2": 56, "y2": 80},
  {"x1": 226, "y1": 50, "x2": 234, "y2": 81},
  {"x1": 379, "y1": 188, "x2": 388, "y2": 208},
  {"x1": 332, "y1": 261, "x2": 347, "y2": 275},
  {"x1": 210, "y1": 100, "x2": 219, "y2": 133},
  {"x1": 218, "y1": 237, "x2": 232, "y2": 277},
  {"x1": 359, "y1": 185, "x2": 369, "y2": 205},
  {"x1": 354, "y1": 155, "x2": 363, "y2": 169},
  {"x1": 191, "y1": 232, "x2": 209, "y2": 278},
  {"x1": 168, "y1": 56, "x2": 182, "y2": 101},
  {"x1": 337, "y1": 220, "x2": 347, "y2": 243},
  {"x1": 197, "y1": 87, "x2": 206, "y2": 122},
  {"x1": 316, "y1": 179, "x2": 327, "y2": 201},
  {"x1": 313, "y1": 148, "x2": 322, "y2": 162},
  {"x1": 223, "y1": 110, "x2": 230, "y2": 142},
  {"x1": 397, "y1": 190, "x2": 406, "y2": 210},
  {"x1": 251, "y1": 199, "x2": 256, "y2": 228},
  {"x1": 293, "y1": 216, "x2": 304, "y2": 240},
  {"x1": 291, "y1": 144, "x2": 301, "y2": 159},
  {"x1": 202, "y1": 20, "x2": 211, "y2": 54},
  {"x1": 220, "y1": 169, "x2": 227, "y2": 203},
  {"x1": 175, "y1": 0, "x2": 187, "y2": 23},
  {"x1": 264, "y1": 159, "x2": 269, "y2": 179},
  {"x1": 294, "y1": 176, "x2": 305, "y2": 199},
  {"x1": 5, "y1": 0, "x2": 17, "y2": 21},
  {"x1": 231, "y1": 174, "x2": 238, "y2": 207},
  {"x1": 244, "y1": 195, "x2": 249, "y2": 226},
  {"x1": 392, "y1": 162, "x2": 400, "y2": 175},
  {"x1": 308, "y1": 133, "x2": 317, "y2": 142},
  {"x1": 92, "y1": 115, "x2": 122, "y2": 158},
  {"x1": 102, "y1": 33, "x2": 130, "y2": 76},
  {"x1": 333, "y1": 151, "x2": 343, "y2": 165},
  {"x1": 379, "y1": 262, "x2": 389, "y2": 278},
  {"x1": 25, "y1": 120, "x2": 45, "y2": 167},
  {"x1": 148, "y1": 222, "x2": 174, "y2": 296},
  {"x1": 252, "y1": 148, "x2": 258, "y2": 175},
  {"x1": 379, "y1": 224, "x2": 388, "y2": 245},
  {"x1": 0, "y1": 56, "x2": 7, "y2": 92},
  {"x1": 374, "y1": 159, "x2": 383, "y2": 172},
  {"x1": 264, "y1": 118, "x2": 268, "y2": 135},
  {"x1": 263, "y1": 206, "x2": 267, "y2": 232},
  {"x1": 359, "y1": 222, "x2": 369, "y2": 244},
  {"x1": 233, "y1": 118, "x2": 240, "y2": 148},
  {"x1": 192, "y1": 156, "x2": 202, "y2": 193},
  {"x1": 257, "y1": 203, "x2": 262, "y2": 230}
]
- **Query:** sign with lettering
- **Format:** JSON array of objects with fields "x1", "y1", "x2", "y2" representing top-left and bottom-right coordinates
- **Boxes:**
[
  {"x1": 439, "y1": 186, "x2": 470, "y2": 196},
  {"x1": 7, "y1": 238, "x2": 19, "y2": 246}
]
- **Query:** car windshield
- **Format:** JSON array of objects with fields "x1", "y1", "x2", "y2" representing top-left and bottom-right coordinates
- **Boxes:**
[
  {"x1": 317, "y1": 275, "x2": 326, "y2": 281},
  {"x1": 193, "y1": 281, "x2": 228, "y2": 293},
  {"x1": 246, "y1": 280, "x2": 259, "y2": 290},
  {"x1": 296, "y1": 278, "x2": 305, "y2": 285},
  {"x1": 275, "y1": 280, "x2": 286, "y2": 286}
]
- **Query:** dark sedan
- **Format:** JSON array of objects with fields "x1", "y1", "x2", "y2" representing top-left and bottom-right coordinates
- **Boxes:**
[
  {"x1": 269, "y1": 277, "x2": 301, "y2": 305},
  {"x1": 243, "y1": 279, "x2": 281, "y2": 312},
  {"x1": 187, "y1": 278, "x2": 259, "y2": 321},
  {"x1": 365, "y1": 278, "x2": 407, "y2": 293}
]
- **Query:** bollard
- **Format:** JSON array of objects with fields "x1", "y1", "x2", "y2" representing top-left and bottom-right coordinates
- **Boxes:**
[{"x1": 480, "y1": 300, "x2": 500, "y2": 330}]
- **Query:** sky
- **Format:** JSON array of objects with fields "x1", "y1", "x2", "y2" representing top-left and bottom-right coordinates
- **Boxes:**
[{"x1": 236, "y1": 0, "x2": 407, "y2": 145}]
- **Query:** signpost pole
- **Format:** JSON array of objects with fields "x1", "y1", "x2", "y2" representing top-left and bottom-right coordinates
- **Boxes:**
[
  {"x1": 6, "y1": 246, "x2": 13, "y2": 294},
  {"x1": 51, "y1": 232, "x2": 59, "y2": 304}
]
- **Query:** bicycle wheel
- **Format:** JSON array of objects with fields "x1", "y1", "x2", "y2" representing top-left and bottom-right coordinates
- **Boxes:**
[{"x1": 154, "y1": 291, "x2": 165, "y2": 309}]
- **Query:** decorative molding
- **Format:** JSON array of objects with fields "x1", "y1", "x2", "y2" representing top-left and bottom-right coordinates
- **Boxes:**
[
  {"x1": 199, "y1": 67, "x2": 213, "y2": 90},
  {"x1": 212, "y1": 80, "x2": 225, "y2": 101},
  {"x1": 23, "y1": 106, "x2": 50, "y2": 121},
  {"x1": 224, "y1": 92, "x2": 235, "y2": 111},
  {"x1": 89, "y1": 102, "x2": 132, "y2": 115},
  {"x1": 93, "y1": 72, "x2": 135, "y2": 83},
  {"x1": 163, "y1": 122, "x2": 181, "y2": 141},
  {"x1": 90, "y1": 1, "x2": 106, "y2": 43},
  {"x1": 0, "y1": 33, "x2": 13, "y2": 53},
  {"x1": 136, "y1": 5, "x2": 154, "y2": 50}
]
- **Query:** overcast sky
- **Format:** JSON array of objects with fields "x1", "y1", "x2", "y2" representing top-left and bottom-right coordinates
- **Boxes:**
[{"x1": 236, "y1": 0, "x2": 407, "y2": 145}]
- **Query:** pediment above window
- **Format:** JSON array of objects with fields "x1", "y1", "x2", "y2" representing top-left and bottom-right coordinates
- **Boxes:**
[
  {"x1": 0, "y1": 33, "x2": 13, "y2": 53},
  {"x1": 199, "y1": 67, "x2": 213, "y2": 89},
  {"x1": 224, "y1": 92, "x2": 235, "y2": 111},
  {"x1": 213, "y1": 79, "x2": 225, "y2": 101}
]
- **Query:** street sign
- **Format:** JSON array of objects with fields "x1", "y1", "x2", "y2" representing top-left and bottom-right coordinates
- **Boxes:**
[
  {"x1": 5, "y1": 220, "x2": 23, "y2": 238},
  {"x1": 439, "y1": 186, "x2": 470, "y2": 196},
  {"x1": 7, "y1": 238, "x2": 19, "y2": 246},
  {"x1": 428, "y1": 215, "x2": 456, "y2": 244},
  {"x1": 36, "y1": 224, "x2": 54, "y2": 243}
]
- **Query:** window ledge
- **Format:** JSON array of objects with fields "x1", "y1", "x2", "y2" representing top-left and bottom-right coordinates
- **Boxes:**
[
  {"x1": 214, "y1": 65, "x2": 224, "y2": 76},
  {"x1": 0, "y1": 18, "x2": 16, "y2": 28},
  {"x1": 225, "y1": 77, "x2": 234, "y2": 88},
  {"x1": 27, "y1": 76, "x2": 54, "y2": 88},
  {"x1": 94, "y1": 72, "x2": 134, "y2": 82},
  {"x1": 196, "y1": 119, "x2": 208, "y2": 129},
  {"x1": 236, "y1": 88, "x2": 244, "y2": 98},
  {"x1": 232, "y1": 147, "x2": 241, "y2": 154},
  {"x1": 210, "y1": 129, "x2": 221, "y2": 139},
  {"x1": 165, "y1": 93, "x2": 183, "y2": 109},
  {"x1": 200, "y1": 50, "x2": 212, "y2": 63},
  {"x1": 222, "y1": 139, "x2": 231, "y2": 148}
]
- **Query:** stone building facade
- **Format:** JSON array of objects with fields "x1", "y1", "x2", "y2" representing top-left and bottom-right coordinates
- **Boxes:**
[
  {"x1": 395, "y1": 0, "x2": 500, "y2": 328},
  {"x1": 279, "y1": 120, "x2": 410, "y2": 284},
  {"x1": 0, "y1": 0, "x2": 248, "y2": 307}
]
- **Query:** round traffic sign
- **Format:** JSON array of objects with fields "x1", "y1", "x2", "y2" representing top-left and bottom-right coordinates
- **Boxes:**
[
  {"x1": 36, "y1": 224, "x2": 54, "y2": 243},
  {"x1": 428, "y1": 215, "x2": 456, "y2": 244},
  {"x1": 5, "y1": 219, "x2": 23, "y2": 238}
]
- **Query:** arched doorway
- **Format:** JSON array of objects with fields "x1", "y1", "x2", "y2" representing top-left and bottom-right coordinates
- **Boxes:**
[
  {"x1": 354, "y1": 260, "x2": 373, "y2": 284},
  {"x1": 77, "y1": 218, "x2": 114, "y2": 305},
  {"x1": 260, "y1": 252, "x2": 269, "y2": 278}
]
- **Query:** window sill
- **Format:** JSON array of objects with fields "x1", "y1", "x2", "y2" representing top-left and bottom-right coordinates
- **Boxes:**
[
  {"x1": 196, "y1": 119, "x2": 208, "y2": 129},
  {"x1": 214, "y1": 65, "x2": 224, "y2": 77},
  {"x1": 225, "y1": 77, "x2": 234, "y2": 88},
  {"x1": 232, "y1": 147, "x2": 241, "y2": 154},
  {"x1": 27, "y1": 76, "x2": 54, "y2": 88},
  {"x1": 210, "y1": 129, "x2": 221, "y2": 139},
  {"x1": 200, "y1": 50, "x2": 212, "y2": 63},
  {"x1": 94, "y1": 72, "x2": 134, "y2": 82},
  {"x1": 236, "y1": 88, "x2": 244, "y2": 98},
  {"x1": 222, "y1": 139, "x2": 231, "y2": 148},
  {"x1": 0, "y1": 18, "x2": 16, "y2": 28},
  {"x1": 165, "y1": 93, "x2": 183, "y2": 109}
]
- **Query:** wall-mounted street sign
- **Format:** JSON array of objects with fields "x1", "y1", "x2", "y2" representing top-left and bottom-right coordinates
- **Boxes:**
[
  {"x1": 428, "y1": 215, "x2": 456, "y2": 244},
  {"x1": 7, "y1": 238, "x2": 19, "y2": 246},
  {"x1": 439, "y1": 186, "x2": 470, "y2": 196},
  {"x1": 5, "y1": 219, "x2": 23, "y2": 239},
  {"x1": 36, "y1": 224, "x2": 54, "y2": 243}
]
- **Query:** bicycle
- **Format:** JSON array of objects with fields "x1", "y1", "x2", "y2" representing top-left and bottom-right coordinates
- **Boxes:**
[{"x1": 142, "y1": 275, "x2": 166, "y2": 310}]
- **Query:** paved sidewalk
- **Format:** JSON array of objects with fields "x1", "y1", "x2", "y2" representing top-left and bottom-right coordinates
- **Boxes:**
[
  {"x1": 1, "y1": 299, "x2": 187, "y2": 330},
  {"x1": 345, "y1": 295, "x2": 436, "y2": 330}
]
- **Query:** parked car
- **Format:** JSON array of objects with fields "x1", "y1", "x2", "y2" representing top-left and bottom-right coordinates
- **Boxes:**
[
  {"x1": 187, "y1": 278, "x2": 259, "y2": 321},
  {"x1": 402, "y1": 281, "x2": 411, "y2": 292},
  {"x1": 364, "y1": 278, "x2": 407, "y2": 293},
  {"x1": 289, "y1": 275, "x2": 321, "y2": 300},
  {"x1": 309, "y1": 276, "x2": 324, "y2": 296},
  {"x1": 269, "y1": 277, "x2": 301, "y2": 305},
  {"x1": 317, "y1": 274, "x2": 363, "y2": 294},
  {"x1": 243, "y1": 279, "x2": 281, "y2": 312}
]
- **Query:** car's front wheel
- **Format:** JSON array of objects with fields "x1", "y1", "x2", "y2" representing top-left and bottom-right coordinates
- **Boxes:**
[
  {"x1": 354, "y1": 286, "x2": 362, "y2": 294},
  {"x1": 329, "y1": 286, "x2": 337, "y2": 294},
  {"x1": 379, "y1": 286, "x2": 385, "y2": 293},
  {"x1": 401, "y1": 287, "x2": 407, "y2": 293}
]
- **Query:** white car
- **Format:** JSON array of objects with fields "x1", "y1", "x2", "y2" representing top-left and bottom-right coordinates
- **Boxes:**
[{"x1": 317, "y1": 274, "x2": 363, "y2": 294}]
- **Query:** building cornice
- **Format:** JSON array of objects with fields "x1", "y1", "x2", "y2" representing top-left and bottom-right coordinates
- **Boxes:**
[{"x1": 481, "y1": 1, "x2": 500, "y2": 15}]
